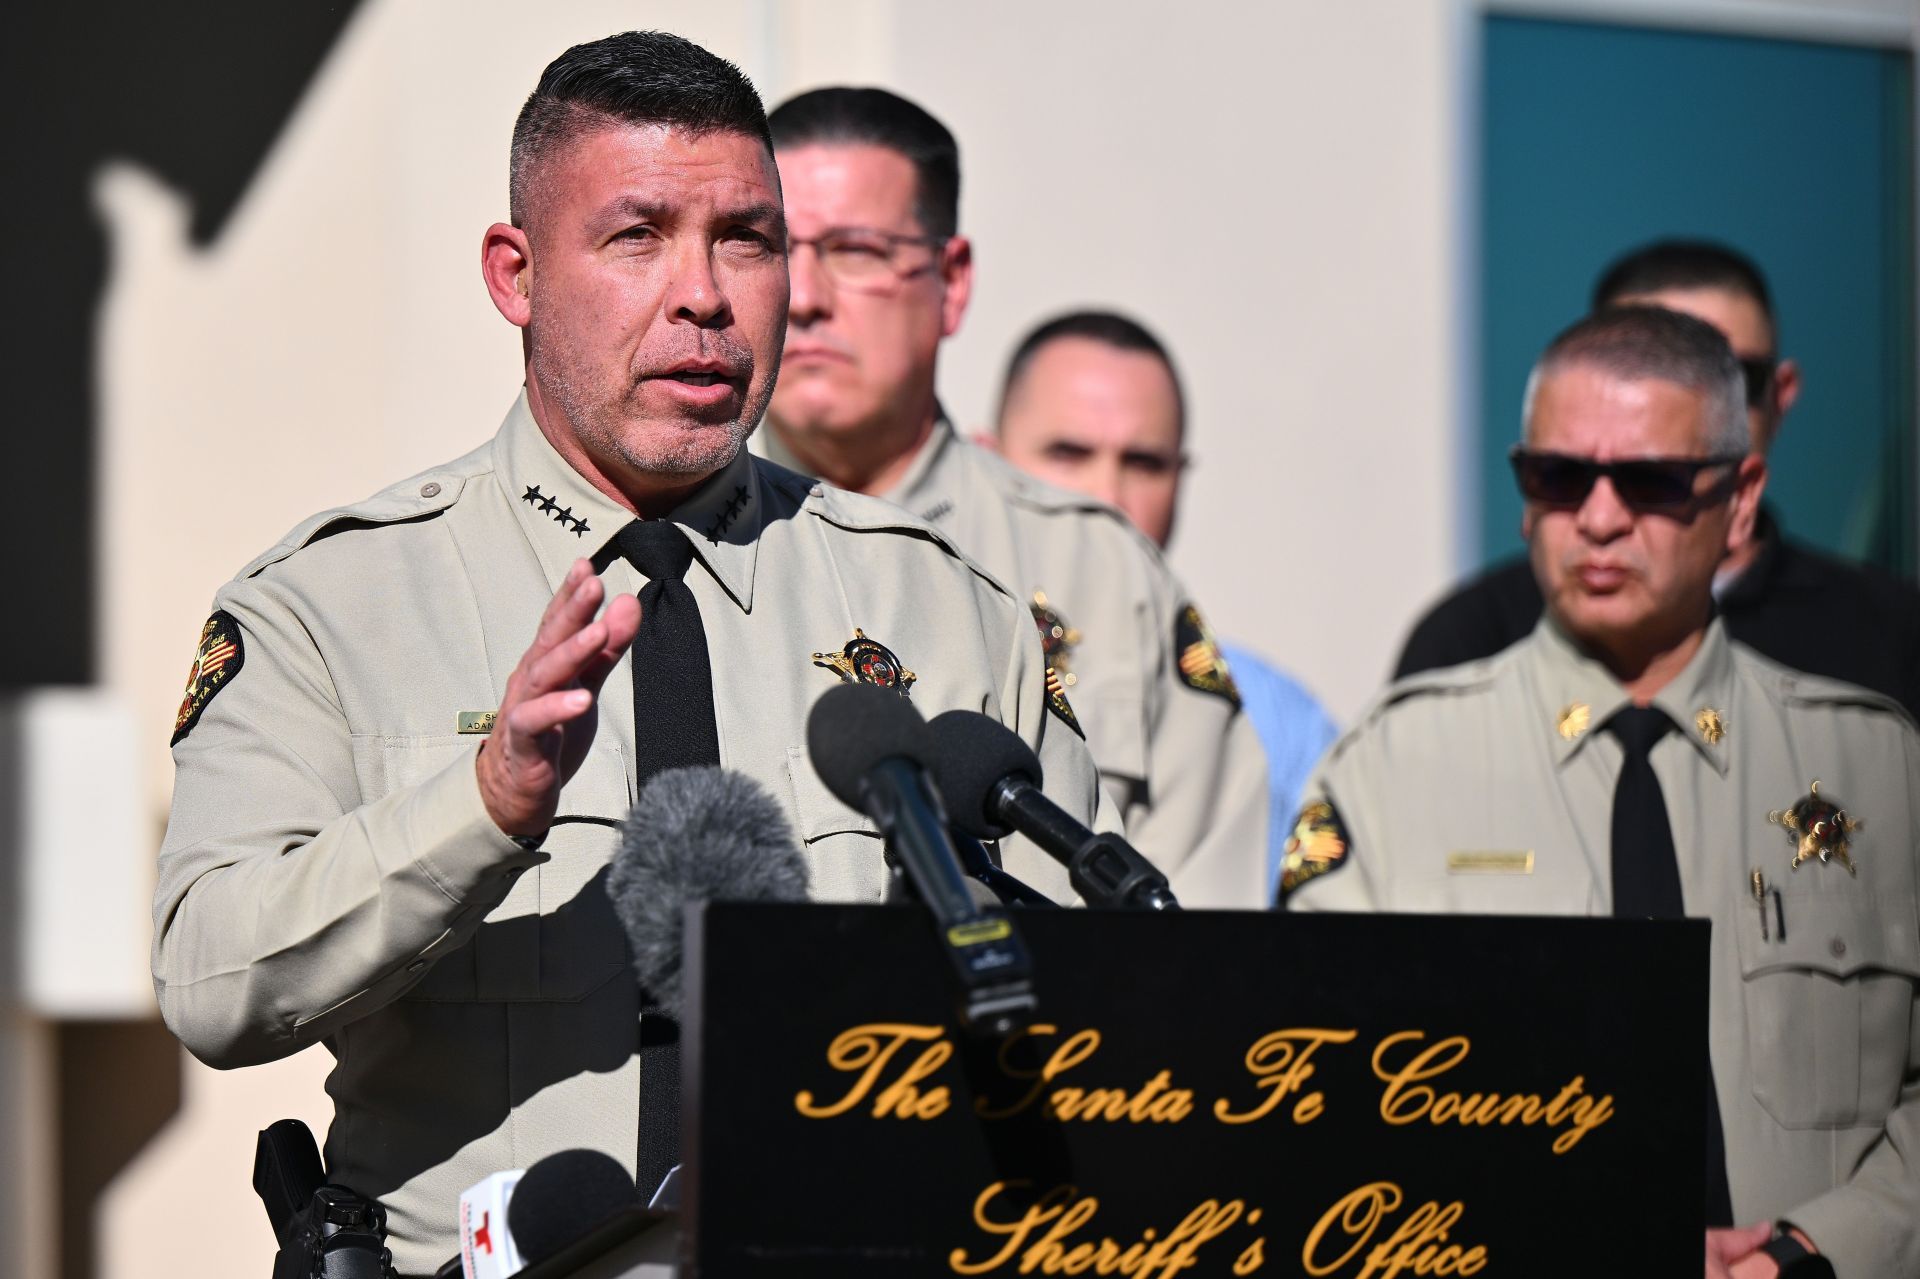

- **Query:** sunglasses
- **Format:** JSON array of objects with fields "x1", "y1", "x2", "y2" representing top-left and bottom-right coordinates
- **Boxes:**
[
  {"x1": 1510, "y1": 447, "x2": 1744, "y2": 514},
  {"x1": 1739, "y1": 357, "x2": 1779, "y2": 408}
]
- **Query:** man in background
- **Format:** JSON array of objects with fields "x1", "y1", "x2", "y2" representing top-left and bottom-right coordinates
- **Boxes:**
[
  {"x1": 1395, "y1": 240, "x2": 1920, "y2": 717},
  {"x1": 1291, "y1": 305, "x2": 1919, "y2": 1277},
  {"x1": 991, "y1": 310, "x2": 1338, "y2": 898},
  {"x1": 759, "y1": 86, "x2": 1270, "y2": 907}
]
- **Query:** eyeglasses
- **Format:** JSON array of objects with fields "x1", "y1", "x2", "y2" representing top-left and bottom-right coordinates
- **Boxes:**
[
  {"x1": 789, "y1": 227, "x2": 947, "y2": 292},
  {"x1": 1739, "y1": 357, "x2": 1779, "y2": 408},
  {"x1": 1509, "y1": 447, "x2": 1744, "y2": 514}
]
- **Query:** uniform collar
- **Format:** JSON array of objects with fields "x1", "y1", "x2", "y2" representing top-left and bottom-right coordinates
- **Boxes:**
[
  {"x1": 1526, "y1": 613, "x2": 1734, "y2": 776},
  {"x1": 879, "y1": 413, "x2": 960, "y2": 520},
  {"x1": 496, "y1": 392, "x2": 762, "y2": 612},
  {"x1": 756, "y1": 411, "x2": 960, "y2": 525}
]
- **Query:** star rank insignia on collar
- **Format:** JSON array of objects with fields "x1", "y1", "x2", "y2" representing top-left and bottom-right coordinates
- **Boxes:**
[
  {"x1": 1030, "y1": 591, "x2": 1081, "y2": 687},
  {"x1": 171, "y1": 611, "x2": 245, "y2": 745},
  {"x1": 1768, "y1": 780, "x2": 1862, "y2": 875},
  {"x1": 1173, "y1": 603, "x2": 1239, "y2": 708},
  {"x1": 1280, "y1": 800, "x2": 1349, "y2": 898},
  {"x1": 521, "y1": 483, "x2": 590, "y2": 537},
  {"x1": 703, "y1": 484, "x2": 752, "y2": 544},
  {"x1": 813, "y1": 629, "x2": 916, "y2": 698},
  {"x1": 1556, "y1": 703, "x2": 1591, "y2": 741}
]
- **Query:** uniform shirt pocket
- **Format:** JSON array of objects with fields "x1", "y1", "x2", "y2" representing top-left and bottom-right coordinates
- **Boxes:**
[
  {"x1": 1736, "y1": 879, "x2": 1920, "y2": 1130},
  {"x1": 356, "y1": 738, "x2": 630, "y2": 1005},
  {"x1": 786, "y1": 744, "x2": 885, "y2": 901}
]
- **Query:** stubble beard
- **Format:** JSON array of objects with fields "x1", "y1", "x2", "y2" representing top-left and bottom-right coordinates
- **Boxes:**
[{"x1": 530, "y1": 330, "x2": 779, "y2": 479}]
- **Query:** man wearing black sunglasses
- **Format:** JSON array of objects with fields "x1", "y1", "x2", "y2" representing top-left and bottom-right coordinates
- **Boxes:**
[
  {"x1": 1395, "y1": 241, "x2": 1919, "y2": 718},
  {"x1": 1288, "y1": 307, "x2": 1920, "y2": 1277}
]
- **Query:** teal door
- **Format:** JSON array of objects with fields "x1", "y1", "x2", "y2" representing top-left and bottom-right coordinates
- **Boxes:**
[{"x1": 1481, "y1": 16, "x2": 1915, "y2": 575}]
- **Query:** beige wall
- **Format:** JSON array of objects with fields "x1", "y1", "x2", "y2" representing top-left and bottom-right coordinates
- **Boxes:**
[{"x1": 59, "y1": 1, "x2": 1914, "y2": 1275}]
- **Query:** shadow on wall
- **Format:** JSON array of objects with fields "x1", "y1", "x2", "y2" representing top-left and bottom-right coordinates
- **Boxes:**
[
  {"x1": 1, "y1": 6, "x2": 364, "y2": 1276},
  {"x1": 58, "y1": 1023, "x2": 183, "y2": 1279},
  {"x1": 0, "y1": 2, "x2": 365, "y2": 687}
]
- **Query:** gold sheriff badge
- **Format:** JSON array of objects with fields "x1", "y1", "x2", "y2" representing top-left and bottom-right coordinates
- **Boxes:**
[
  {"x1": 813, "y1": 629, "x2": 916, "y2": 698},
  {"x1": 1767, "y1": 780, "x2": 1861, "y2": 875}
]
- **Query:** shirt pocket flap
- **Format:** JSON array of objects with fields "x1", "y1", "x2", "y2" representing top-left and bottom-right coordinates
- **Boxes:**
[
  {"x1": 785, "y1": 744, "x2": 881, "y2": 842},
  {"x1": 1736, "y1": 883, "x2": 1919, "y2": 1130},
  {"x1": 1736, "y1": 885, "x2": 1920, "y2": 982}
]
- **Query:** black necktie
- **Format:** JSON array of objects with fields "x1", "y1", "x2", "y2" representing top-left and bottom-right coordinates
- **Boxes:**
[
  {"x1": 614, "y1": 520, "x2": 721, "y2": 786},
  {"x1": 1604, "y1": 706, "x2": 1733, "y2": 1227},
  {"x1": 612, "y1": 519, "x2": 720, "y2": 1200}
]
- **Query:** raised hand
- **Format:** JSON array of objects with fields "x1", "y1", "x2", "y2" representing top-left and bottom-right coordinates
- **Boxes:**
[{"x1": 478, "y1": 559, "x2": 641, "y2": 836}]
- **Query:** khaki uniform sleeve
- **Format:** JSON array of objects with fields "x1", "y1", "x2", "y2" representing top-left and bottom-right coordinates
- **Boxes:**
[
  {"x1": 1122, "y1": 584, "x2": 1269, "y2": 909},
  {"x1": 152, "y1": 571, "x2": 538, "y2": 1069},
  {"x1": 1279, "y1": 739, "x2": 1383, "y2": 913},
  {"x1": 1129, "y1": 681, "x2": 1270, "y2": 909},
  {"x1": 1780, "y1": 727, "x2": 1920, "y2": 1276}
]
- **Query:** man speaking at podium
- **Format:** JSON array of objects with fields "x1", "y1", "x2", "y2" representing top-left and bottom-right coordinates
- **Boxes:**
[
  {"x1": 1286, "y1": 307, "x2": 1920, "y2": 1277},
  {"x1": 150, "y1": 31, "x2": 1109, "y2": 1275}
]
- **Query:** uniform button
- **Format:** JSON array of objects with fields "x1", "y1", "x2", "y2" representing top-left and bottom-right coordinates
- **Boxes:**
[
  {"x1": 407, "y1": 960, "x2": 427, "y2": 974},
  {"x1": 420, "y1": 481, "x2": 442, "y2": 498},
  {"x1": 1828, "y1": 937, "x2": 1847, "y2": 959}
]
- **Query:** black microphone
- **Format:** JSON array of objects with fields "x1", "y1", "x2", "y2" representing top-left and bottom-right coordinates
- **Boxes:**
[
  {"x1": 505, "y1": 1149, "x2": 640, "y2": 1272},
  {"x1": 925, "y1": 709, "x2": 1181, "y2": 912},
  {"x1": 807, "y1": 684, "x2": 1037, "y2": 1035},
  {"x1": 607, "y1": 766, "x2": 809, "y2": 1203},
  {"x1": 950, "y1": 831, "x2": 1059, "y2": 908}
]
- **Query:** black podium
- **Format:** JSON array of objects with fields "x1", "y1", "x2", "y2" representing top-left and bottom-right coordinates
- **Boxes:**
[{"x1": 675, "y1": 904, "x2": 1708, "y2": 1277}]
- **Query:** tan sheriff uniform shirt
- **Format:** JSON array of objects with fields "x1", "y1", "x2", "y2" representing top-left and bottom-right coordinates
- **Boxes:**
[
  {"x1": 153, "y1": 396, "x2": 1113, "y2": 1274},
  {"x1": 1286, "y1": 617, "x2": 1920, "y2": 1277},
  {"x1": 762, "y1": 419, "x2": 1269, "y2": 908}
]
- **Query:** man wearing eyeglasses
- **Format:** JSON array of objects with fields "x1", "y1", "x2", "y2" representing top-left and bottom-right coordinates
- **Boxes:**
[
  {"x1": 1394, "y1": 241, "x2": 1920, "y2": 719},
  {"x1": 755, "y1": 87, "x2": 1270, "y2": 908},
  {"x1": 1286, "y1": 306, "x2": 1919, "y2": 1278}
]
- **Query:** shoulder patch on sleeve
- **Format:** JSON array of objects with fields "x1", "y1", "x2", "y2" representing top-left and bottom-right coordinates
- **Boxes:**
[
  {"x1": 1174, "y1": 603, "x2": 1241, "y2": 707},
  {"x1": 1045, "y1": 667, "x2": 1085, "y2": 738},
  {"x1": 171, "y1": 611, "x2": 245, "y2": 745},
  {"x1": 1279, "y1": 799, "x2": 1349, "y2": 898}
]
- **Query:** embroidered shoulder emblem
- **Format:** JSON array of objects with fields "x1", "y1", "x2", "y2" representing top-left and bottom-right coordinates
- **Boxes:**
[
  {"x1": 172, "y1": 611, "x2": 245, "y2": 745},
  {"x1": 1280, "y1": 800, "x2": 1349, "y2": 898},
  {"x1": 813, "y1": 629, "x2": 916, "y2": 698},
  {"x1": 1045, "y1": 667, "x2": 1084, "y2": 738},
  {"x1": 1174, "y1": 603, "x2": 1240, "y2": 707}
]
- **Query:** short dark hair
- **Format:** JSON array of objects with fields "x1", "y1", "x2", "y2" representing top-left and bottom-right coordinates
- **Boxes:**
[
  {"x1": 510, "y1": 31, "x2": 771, "y2": 229},
  {"x1": 996, "y1": 310, "x2": 1186, "y2": 430},
  {"x1": 1527, "y1": 305, "x2": 1747, "y2": 453},
  {"x1": 768, "y1": 87, "x2": 960, "y2": 239},
  {"x1": 1591, "y1": 240, "x2": 1774, "y2": 328}
]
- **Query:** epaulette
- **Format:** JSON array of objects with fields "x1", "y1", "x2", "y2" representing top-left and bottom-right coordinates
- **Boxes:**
[
  {"x1": 800, "y1": 472, "x2": 969, "y2": 548},
  {"x1": 969, "y1": 444, "x2": 1166, "y2": 551},
  {"x1": 235, "y1": 441, "x2": 491, "y2": 580},
  {"x1": 1321, "y1": 652, "x2": 1508, "y2": 766},
  {"x1": 1740, "y1": 647, "x2": 1919, "y2": 733}
]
